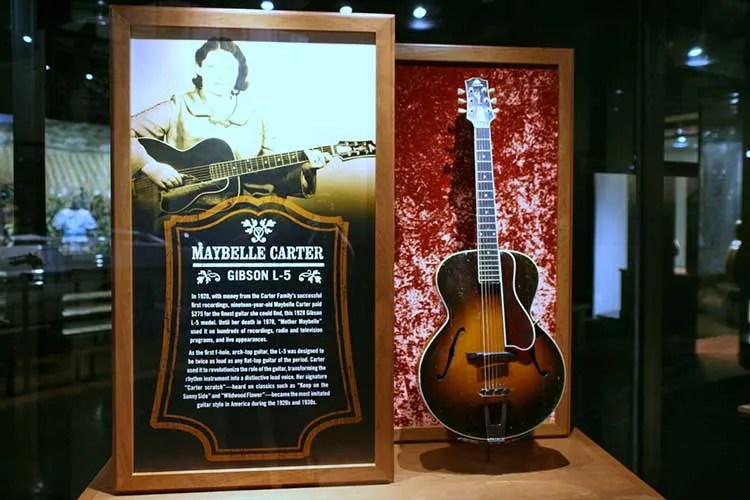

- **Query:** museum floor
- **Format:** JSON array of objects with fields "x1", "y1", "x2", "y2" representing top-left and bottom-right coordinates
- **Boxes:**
[{"x1": 0, "y1": 321, "x2": 749, "y2": 499}]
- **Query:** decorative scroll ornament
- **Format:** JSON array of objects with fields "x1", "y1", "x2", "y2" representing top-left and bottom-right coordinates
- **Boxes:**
[{"x1": 242, "y1": 218, "x2": 277, "y2": 243}]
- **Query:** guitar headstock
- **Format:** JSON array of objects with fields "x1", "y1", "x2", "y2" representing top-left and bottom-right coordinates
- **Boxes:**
[
  {"x1": 333, "y1": 140, "x2": 376, "y2": 159},
  {"x1": 458, "y1": 77, "x2": 498, "y2": 127}
]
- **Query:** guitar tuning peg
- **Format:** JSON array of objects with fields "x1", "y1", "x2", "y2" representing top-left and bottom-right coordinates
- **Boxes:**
[
  {"x1": 490, "y1": 98, "x2": 497, "y2": 104},
  {"x1": 458, "y1": 108, "x2": 467, "y2": 114},
  {"x1": 457, "y1": 98, "x2": 467, "y2": 104},
  {"x1": 493, "y1": 108, "x2": 499, "y2": 114},
  {"x1": 457, "y1": 88, "x2": 466, "y2": 95}
]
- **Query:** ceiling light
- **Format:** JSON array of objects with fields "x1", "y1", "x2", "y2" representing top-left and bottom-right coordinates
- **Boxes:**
[
  {"x1": 413, "y1": 6, "x2": 427, "y2": 19},
  {"x1": 22, "y1": 35, "x2": 32, "y2": 43},
  {"x1": 260, "y1": 1, "x2": 274, "y2": 10},
  {"x1": 687, "y1": 46, "x2": 703, "y2": 57},
  {"x1": 85, "y1": 73, "x2": 94, "y2": 81},
  {"x1": 340, "y1": 5, "x2": 353, "y2": 14}
]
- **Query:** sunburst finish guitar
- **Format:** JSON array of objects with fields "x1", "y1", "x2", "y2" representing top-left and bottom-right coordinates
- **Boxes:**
[{"x1": 418, "y1": 78, "x2": 565, "y2": 443}]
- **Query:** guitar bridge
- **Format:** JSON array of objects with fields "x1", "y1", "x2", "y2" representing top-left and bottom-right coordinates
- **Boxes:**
[{"x1": 467, "y1": 351, "x2": 517, "y2": 364}]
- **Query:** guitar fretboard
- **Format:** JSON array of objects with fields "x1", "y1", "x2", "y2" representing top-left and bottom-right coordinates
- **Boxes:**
[
  {"x1": 204, "y1": 146, "x2": 335, "y2": 185},
  {"x1": 473, "y1": 126, "x2": 500, "y2": 284}
]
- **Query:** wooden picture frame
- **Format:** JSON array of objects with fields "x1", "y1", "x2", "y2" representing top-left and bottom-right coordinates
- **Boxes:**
[
  {"x1": 392, "y1": 44, "x2": 573, "y2": 442},
  {"x1": 111, "y1": 6, "x2": 394, "y2": 493}
]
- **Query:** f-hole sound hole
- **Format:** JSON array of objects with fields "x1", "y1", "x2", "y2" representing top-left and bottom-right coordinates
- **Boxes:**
[{"x1": 436, "y1": 327, "x2": 465, "y2": 381}]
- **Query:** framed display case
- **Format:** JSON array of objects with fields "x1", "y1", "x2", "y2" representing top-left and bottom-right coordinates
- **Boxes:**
[
  {"x1": 110, "y1": 6, "x2": 394, "y2": 492},
  {"x1": 392, "y1": 44, "x2": 573, "y2": 442}
]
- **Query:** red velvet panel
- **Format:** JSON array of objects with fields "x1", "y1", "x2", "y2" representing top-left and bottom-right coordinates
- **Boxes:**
[{"x1": 394, "y1": 62, "x2": 560, "y2": 428}]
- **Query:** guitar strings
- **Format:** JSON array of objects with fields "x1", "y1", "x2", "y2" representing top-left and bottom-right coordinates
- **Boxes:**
[
  {"x1": 494, "y1": 255, "x2": 502, "y2": 391},
  {"x1": 476, "y1": 131, "x2": 486, "y2": 392},
  {"x1": 492, "y1": 184, "x2": 502, "y2": 392},
  {"x1": 131, "y1": 144, "x2": 351, "y2": 191},
  {"x1": 132, "y1": 146, "x2": 330, "y2": 189},
  {"x1": 483, "y1": 127, "x2": 501, "y2": 393},
  {"x1": 475, "y1": 128, "x2": 490, "y2": 393},
  {"x1": 491, "y1": 151, "x2": 504, "y2": 392},
  {"x1": 490, "y1": 256, "x2": 502, "y2": 389},
  {"x1": 485, "y1": 127, "x2": 499, "y2": 393},
  {"x1": 481, "y1": 258, "x2": 489, "y2": 392}
]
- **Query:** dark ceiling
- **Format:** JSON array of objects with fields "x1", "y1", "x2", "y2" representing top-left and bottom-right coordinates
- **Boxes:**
[{"x1": 1, "y1": 0, "x2": 747, "y2": 124}]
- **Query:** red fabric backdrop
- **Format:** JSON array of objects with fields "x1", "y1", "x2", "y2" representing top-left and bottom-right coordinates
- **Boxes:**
[{"x1": 393, "y1": 62, "x2": 560, "y2": 428}]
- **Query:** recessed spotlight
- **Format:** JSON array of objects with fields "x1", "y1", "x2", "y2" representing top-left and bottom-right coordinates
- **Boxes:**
[
  {"x1": 260, "y1": 1, "x2": 274, "y2": 10},
  {"x1": 340, "y1": 5, "x2": 353, "y2": 14},
  {"x1": 413, "y1": 6, "x2": 427, "y2": 19},
  {"x1": 687, "y1": 46, "x2": 703, "y2": 57},
  {"x1": 22, "y1": 35, "x2": 32, "y2": 43},
  {"x1": 45, "y1": 64, "x2": 50, "y2": 71},
  {"x1": 85, "y1": 73, "x2": 94, "y2": 81}
]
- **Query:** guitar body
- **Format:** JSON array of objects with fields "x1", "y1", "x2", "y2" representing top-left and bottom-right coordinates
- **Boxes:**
[
  {"x1": 418, "y1": 249, "x2": 565, "y2": 442},
  {"x1": 132, "y1": 138, "x2": 240, "y2": 231}
]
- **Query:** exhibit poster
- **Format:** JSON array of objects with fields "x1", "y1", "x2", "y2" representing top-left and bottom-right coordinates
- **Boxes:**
[{"x1": 111, "y1": 6, "x2": 393, "y2": 492}]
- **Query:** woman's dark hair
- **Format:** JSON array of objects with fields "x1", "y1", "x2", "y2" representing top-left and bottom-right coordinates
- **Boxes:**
[{"x1": 192, "y1": 37, "x2": 249, "y2": 94}]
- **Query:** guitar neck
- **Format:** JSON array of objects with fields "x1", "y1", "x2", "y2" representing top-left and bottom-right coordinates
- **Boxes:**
[
  {"x1": 473, "y1": 126, "x2": 500, "y2": 283},
  {"x1": 203, "y1": 145, "x2": 335, "y2": 184},
  {"x1": 132, "y1": 138, "x2": 376, "y2": 195}
]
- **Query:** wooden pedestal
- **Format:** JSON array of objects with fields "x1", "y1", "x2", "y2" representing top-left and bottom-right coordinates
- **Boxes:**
[{"x1": 80, "y1": 429, "x2": 662, "y2": 499}]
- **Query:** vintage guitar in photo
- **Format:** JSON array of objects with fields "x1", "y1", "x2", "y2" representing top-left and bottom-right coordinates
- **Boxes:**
[
  {"x1": 418, "y1": 77, "x2": 565, "y2": 443},
  {"x1": 131, "y1": 137, "x2": 376, "y2": 228}
]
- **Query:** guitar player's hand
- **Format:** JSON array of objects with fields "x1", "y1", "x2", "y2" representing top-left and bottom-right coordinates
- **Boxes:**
[
  {"x1": 141, "y1": 161, "x2": 183, "y2": 190},
  {"x1": 303, "y1": 149, "x2": 338, "y2": 170}
]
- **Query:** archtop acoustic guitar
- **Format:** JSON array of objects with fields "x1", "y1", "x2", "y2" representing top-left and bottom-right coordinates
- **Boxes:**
[{"x1": 418, "y1": 77, "x2": 565, "y2": 443}]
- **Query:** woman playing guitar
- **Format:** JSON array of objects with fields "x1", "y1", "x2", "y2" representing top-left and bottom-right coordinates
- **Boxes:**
[{"x1": 130, "y1": 36, "x2": 332, "y2": 232}]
